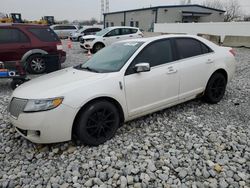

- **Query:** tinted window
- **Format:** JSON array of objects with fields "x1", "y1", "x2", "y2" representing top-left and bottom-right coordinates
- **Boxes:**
[
  {"x1": 130, "y1": 29, "x2": 138, "y2": 34},
  {"x1": 53, "y1": 25, "x2": 76, "y2": 30},
  {"x1": 201, "y1": 43, "x2": 212, "y2": 54},
  {"x1": 126, "y1": 40, "x2": 173, "y2": 74},
  {"x1": 0, "y1": 28, "x2": 29, "y2": 43},
  {"x1": 28, "y1": 28, "x2": 60, "y2": 42},
  {"x1": 105, "y1": 29, "x2": 120, "y2": 37},
  {"x1": 121, "y1": 28, "x2": 131, "y2": 35},
  {"x1": 176, "y1": 38, "x2": 210, "y2": 59}
]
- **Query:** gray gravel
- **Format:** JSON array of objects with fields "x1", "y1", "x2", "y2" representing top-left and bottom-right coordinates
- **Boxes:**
[{"x1": 0, "y1": 41, "x2": 249, "y2": 187}]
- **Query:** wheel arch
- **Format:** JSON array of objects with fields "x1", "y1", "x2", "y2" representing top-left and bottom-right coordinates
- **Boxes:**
[
  {"x1": 72, "y1": 96, "x2": 125, "y2": 138},
  {"x1": 21, "y1": 49, "x2": 48, "y2": 63},
  {"x1": 204, "y1": 68, "x2": 228, "y2": 93},
  {"x1": 93, "y1": 42, "x2": 105, "y2": 48},
  {"x1": 211, "y1": 69, "x2": 228, "y2": 83}
]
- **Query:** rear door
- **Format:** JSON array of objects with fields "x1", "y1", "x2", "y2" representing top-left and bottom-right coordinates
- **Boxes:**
[
  {"x1": 174, "y1": 37, "x2": 215, "y2": 99},
  {"x1": 0, "y1": 27, "x2": 31, "y2": 62}
]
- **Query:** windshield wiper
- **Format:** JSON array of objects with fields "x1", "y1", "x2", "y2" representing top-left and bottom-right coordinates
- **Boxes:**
[{"x1": 81, "y1": 66, "x2": 99, "y2": 73}]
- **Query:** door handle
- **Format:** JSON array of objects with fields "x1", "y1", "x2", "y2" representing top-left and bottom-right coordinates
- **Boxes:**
[
  {"x1": 116, "y1": 37, "x2": 120, "y2": 39},
  {"x1": 206, "y1": 59, "x2": 214, "y2": 64},
  {"x1": 129, "y1": 35, "x2": 133, "y2": 37},
  {"x1": 167, "y1": 66, "x2": 177, "y2": 74}
]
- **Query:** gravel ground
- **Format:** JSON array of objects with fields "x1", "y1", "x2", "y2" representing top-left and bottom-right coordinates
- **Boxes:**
[{"x1": 0, "y1": 41, "x2": 249, "y2": 188}]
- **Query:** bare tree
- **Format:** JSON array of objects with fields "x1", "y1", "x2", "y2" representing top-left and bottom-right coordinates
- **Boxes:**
[
  {"x1": 202, "y1": 0, "x2": 223, "y2": 9},
  {"x1": 223, "y1": 0, "x2": 242, "y2": 22},
  {"x1": 180, "y1": 0, "x2": 191, "y2": 5},
  {"x1": 202, "y1": 0, "x2": 242, "y2": 22}
]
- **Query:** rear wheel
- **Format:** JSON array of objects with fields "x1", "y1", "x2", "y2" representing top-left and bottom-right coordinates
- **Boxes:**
[
  {"x1": 93, "y1": 43, "x2": 104, "y2": 53},
  {"x1": 26, "y1": 54, "x2": 46, "y2": 74},
  {"x1": 74, "y1": 100, "x2": 120, "y2": 146},
  {"x1": 204, "y1": 72, "x2": 227, "y2": 104}
]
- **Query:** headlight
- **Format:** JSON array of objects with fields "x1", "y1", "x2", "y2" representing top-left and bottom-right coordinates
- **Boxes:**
[{"x1": 24, "y1": 97, "x2": 63, "y2": 112}]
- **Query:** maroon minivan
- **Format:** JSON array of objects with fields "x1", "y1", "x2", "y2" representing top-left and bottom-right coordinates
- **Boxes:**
[{"x1": 0, "y1": 23, "x2": 66, "y2": 74}]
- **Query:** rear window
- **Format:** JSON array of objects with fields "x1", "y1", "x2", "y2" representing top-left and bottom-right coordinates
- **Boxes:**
[
  {"x1": 0, "y1": 28, "x2": 30, "y2": 43},
  {"x1": 28, "y1": 28, "x2": 60, "y2": 42}
]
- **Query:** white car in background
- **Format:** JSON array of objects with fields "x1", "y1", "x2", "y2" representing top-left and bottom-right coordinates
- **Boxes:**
[
  {"x1": 70, "y1": 27, "x2": 102, "y2": 41},
  {"x1": 50, "y1": 24, "x2": 79, "y2": 39},
  {"x1": 80, "y1": 26, "x2": 143, "y2": 53},
  {"x1": 9, "y1": 35, "x2": 236, "y2": 146}
]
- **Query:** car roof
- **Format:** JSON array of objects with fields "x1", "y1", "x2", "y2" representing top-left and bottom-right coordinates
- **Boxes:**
[
  {"x1": 107, "y1": 26, "x2": 139, "y2": 30},
  {"x1": 117, "y1": 34, "x2": 218, "y2": 48}
]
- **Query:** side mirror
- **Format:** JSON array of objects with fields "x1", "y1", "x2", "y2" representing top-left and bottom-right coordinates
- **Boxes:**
[{"x1": 134, "y1": 63, "x2": 150, "y2": 73}]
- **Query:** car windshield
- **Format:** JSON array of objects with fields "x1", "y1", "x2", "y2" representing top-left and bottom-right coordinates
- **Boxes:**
[
  {"x1": 95, "y1": 28, "x2": 111, "y2": 36},
  {"x1": 78, "y1": 41, "x2": 144, "y2": 73}
]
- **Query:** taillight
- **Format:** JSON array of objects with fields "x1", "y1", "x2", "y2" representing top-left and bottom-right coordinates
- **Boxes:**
[
  {"x1": 57, "y1": 44, "x2": 63, "y2": 51},
  {"x1": 229, "y1": 49, "x2": 236, "y2": 56}
]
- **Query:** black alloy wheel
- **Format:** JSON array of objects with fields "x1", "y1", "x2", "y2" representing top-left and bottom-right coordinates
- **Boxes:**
[
  {"x1": 204, "y1": 72, "x2": 227, "y2": 104},
  {"x1": 74, "y1": 100, "x2": 120, "y2": 146}
]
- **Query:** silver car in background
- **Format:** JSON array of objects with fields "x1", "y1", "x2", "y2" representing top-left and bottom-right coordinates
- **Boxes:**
[{"x1": 50, "y1": 24, "x2": 79, "y2": 39}]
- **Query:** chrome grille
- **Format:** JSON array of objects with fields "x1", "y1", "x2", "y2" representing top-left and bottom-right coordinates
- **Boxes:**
[{"x1": 9, "y1": 98, "x2": 28, "y2": 118}]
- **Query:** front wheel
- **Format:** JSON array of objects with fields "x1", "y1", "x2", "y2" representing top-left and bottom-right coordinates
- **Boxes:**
[
  {"x1": 74, "y1": 100, "x2": 120, "y2": 146},
  {"x1": 93, "y1": 43, "x2": 104, "y2": 53},
  {"x1": 204, "y1": 72, "x2": 227, "y2": 104}
]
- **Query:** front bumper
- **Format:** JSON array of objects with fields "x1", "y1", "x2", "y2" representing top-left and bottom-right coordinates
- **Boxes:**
[
  {"x1": 9, "y1": 104, "x2": 77, "y2": 144},
  {"x1": 80, "y1": 42, "x2": 94, "y2": 50}
]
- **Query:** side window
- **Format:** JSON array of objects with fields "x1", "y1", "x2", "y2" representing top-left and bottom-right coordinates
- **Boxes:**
[
  {"x1": 201, "y1": 42, "x2": 213, "y2": 54},
  {"x1": 130, "y1": 29, "x2": 138, "y2": 34},
  {"x1": 121, "y1": 28, "x2": 131, "y2": 35},
  {"x1": 126, "y1": 40, "x2": 173, "y2": 75},
  {"x1": 175, "y1": 38, "x2": 204, "y2": 59},
  {"x1": 105, "y1": 29, "x2": 120, "y2": 37},
  {"x1": 53, "y1": 26, "x2": 62, "y2": 30},
  {"x1": 28, "y1": 28, "x2": 60, "y2": 42},
  {"x1": 64, "y1": 26, "x2": 76, "y2": 30},
  {"x1": 0, "y1": 28, "x2": 29, "y2": 43}
]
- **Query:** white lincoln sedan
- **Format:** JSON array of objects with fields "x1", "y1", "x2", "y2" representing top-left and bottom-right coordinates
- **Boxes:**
[{"x1": 9, "y1": 35, "x2": 236, "y2": 146}]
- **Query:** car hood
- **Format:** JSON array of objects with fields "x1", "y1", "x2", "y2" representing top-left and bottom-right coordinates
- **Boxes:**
[
  {"x1": 13, "y1": 67, "x2": 108, "y2": 99},
  {"x1": 81, "y1": 35, "x2": 99, "y2": 40}
]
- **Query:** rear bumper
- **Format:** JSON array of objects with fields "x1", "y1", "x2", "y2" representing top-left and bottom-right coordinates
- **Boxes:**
[{"x1": 59, "y1": 51, "x2": 66, "y2": 63}]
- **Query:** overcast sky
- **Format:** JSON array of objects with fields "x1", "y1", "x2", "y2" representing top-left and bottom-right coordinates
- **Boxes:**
[{"x1": 1, "y1": 0, "x2": 250, "y2": 21}]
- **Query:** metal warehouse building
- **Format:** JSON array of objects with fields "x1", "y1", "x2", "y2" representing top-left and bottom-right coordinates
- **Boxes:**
[{"x1": 104, "y1": 4, "x2": 225, "y2": 31}]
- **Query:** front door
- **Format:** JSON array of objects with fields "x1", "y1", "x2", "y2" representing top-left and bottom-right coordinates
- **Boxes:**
[{"x1": 124, "y1": 39, "x2": 179, "y2": 117}]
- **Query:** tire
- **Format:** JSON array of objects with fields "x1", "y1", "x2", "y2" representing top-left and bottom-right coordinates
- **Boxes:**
[
  {"x1": 78, "y1": 36, "x2": 82, "y2": 41},
  {"x1": 74, "y1": 100, "x2": 120, "y2": 146},
  {"x1": 11, "y1": 79, "x2": 25, "y2": 90},
  {"x1": 204, "y1": 72, "x2": 227, "y2": 104},
  {"x1": 93, "y1": 43, "x2": 104, "y2": 53},
  {"x1": 26, "y1": 54, "x2": 46, "y2": 74}
]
